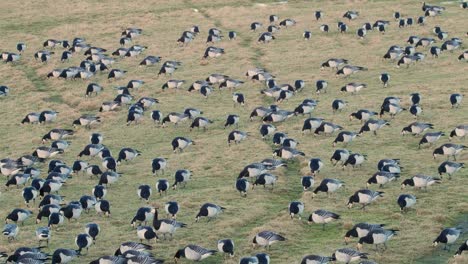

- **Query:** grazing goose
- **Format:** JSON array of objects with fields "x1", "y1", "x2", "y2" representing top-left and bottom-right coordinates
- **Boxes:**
[
  {"x1": 279, "y1": 18, "x2": 296, "y2": 27},
  {"x1": 235, "y1": 178, "x2": 249, "y2": 197},
  {"x1": 75, "y1": 233, "x2": 93, "y2": 253},
  {"x1": 449, "y1": 125, "x2": 468, "y2": 140},
  {"x1": 357, "y1": 228, "x2": 398, "y2": 251},
  {"x1": 42, "y1": 129, "x2": 74, "y2": 143},
  {"x1": 139, "y1": 56, "x2": 161, "y2": 66},
  {"x1": 6, "y1": 208, "x2": 33, "y2": 225},
  {"x1": 190, "y1": 117, "x2": 213, "y2": 131},
  {"x1": 330, "y1": 149, "x2": 350, "y2": 166},
  {"x1": 418, "y1": 132, "x2": 444, "y2": 148},
  {"x1": 2, "y1": 224, "x2": 18, "y2": 242},
  {"x1": 343, "y1": 153, "x2": 366, "y2": 169},
  {"x1": 332, "y1": 99, "x2": 347, "y2": 113},
  {"x1": 108, "y1": 69, "x2": 126, "y2": 80},
  {"x1": 308, "y1": 158, "x2": 323, "y2": 175},
  {"x1": 131, "y1": 207, "x2": 154, "y2": 228},
  {"x1": 302, "y1": 118, "x2": 323, "y2": 134},
  {"x1": 172, "y1": 169, "x2": 192, "y2": 189},
  {"x1": 253, "y1": 173, "x2": 278, "y2": 189},
  {"x1": 308, "y1": 209, "x2": 340, "y2": 230},
  {"x1": 155, "y1": 179, "x2": 169, "y2": 195},
  {"x1": 433, "y1": 228, "x2": 461, "y2": 250},
  {"x1": 450, "y1": 93, "x2": 463, "y2": 108},
  {"x1": 95, "y1": 200, "x2": 111, "y2": 217},
  {"x1": 333, "y1": 131, "x2": 358, "y2": 147},
  {"x1": 438, "y1": 161, "x2": 464, "y2": 179},
  {"x1": 336, "y1": 65, "x2": 367, "y2": 77},
  {"x1": 319, "y1": 24, "x2": 329, "y2": 33},
  {"x1": 51, "y1": 248, "x2": 79, "y2": 264},
  {"x1": 162, "y1": 112, "x2": 189, "y2": 127},
  {"x1": 114, "y1": 241, "x2": 152, "y2": 256},
  {"x1": 151, "y1": 158, "x2": 167, "y2": 175},
  {"x1": 48, "y1": 212, "x2": 64, "y2": 228},
  {"x1": 151, "y1": 207, "x2": 186, "y2": 240},
  {"x1": 321, "y1": 59, "x2": 348, "y2": 70},
  {"x1": 99, "y1": 101, "x2": 120, "y2": 112},
  {"x1": 288, "y1": 201, "x2": 304, "y2": 219},
  {"x1": 263, "y1": 110, "x2": 294, "y2": 123},
  {"x1": 60, "y1": 202, "x2": 83, "y2": 221},
  {"x1": 273, "y1": 147, "x2": 305, "y2": 159},
  {"x1": 301, "y1": 255, "x2": 336, "y2": 264},
  {"x1": 21, "y1": 112, "x2": 40, "y2": 124},
  {"x1": 22, "y1": 186, "x2": 39, "y2": 206},
  {"x1": 333, "y1": 248, "x2": 368, "y2": 263},
  {"x1": 78, "y1": 144, "x2": 104, "y2": 158},
  {"x1": 458, "y1": 50, "x2": 468, "y2": 61},
  {"x1": 312, "y1": 178, "x2": 344, "y2": 198},
  {"x1": 349, "y1": 110, "x2": 378, "y2": 123},
  {"x1": 314, "y1": 122, "x2": 343, "y2": 136},
  {"x1": 347, "y1": 190, "x2": 384, "y2": 209},
  {"x1": 203, "y1": 46, "x2": 224, "y2": 59},
  {"x1": 344, "y1": 223, "x2": 386, "y2": 244},
  {"x1": 73, "y1": 115, "x2": 101, "y2": 129},
  {"x1": 225, "y1": 114, "x2": 240, "y2": 128},
  {"x1": 455, "y1": 240, "x2": 468, "y2": 256},
  {"x1": 85, "y1": 223, "x2": 100, "y2": 244},
  {"x1": 195, "y1": 203, "x2": 225, "y2": 222},
  {"x1": 165, "y1": 201, "x2": 179, "y2": 219},
  {"x1": 228, "y1": 130, "x2": 248, "y2": 146},
  {"x1": 340, "y1": 83, "x2": 366, "y2": 94},
  {"x1": 433, "y1": 143, "x2": 467, "y2": 160},
  {"x1": 137, "y1": 185, "x2": 152, "y2": 203},
  {"x1": 136, "y1": 226, "x2": 158, "y2": 243},
  {"x1": 252, "y1": 231, "x2": 286, "y2": 249},
  {"x1": 35, "y1": 226, "x2": 51, "y2": 246},
  {"x1": 162, "y1": 80, "x2": 185, "y2": 90},
  {"x1": 401, "y1": 175, "x2": 441, "y2": 191},
  {"x1": 409, "y1": 104, "x2": 423, "y2": 118},
  {"x1": 174, "y1": 244, "x2": 217, "y2": 262},
  {"x1": 397, "y1": 194, "x2": 417, "y2": 212},
  {"x1": 218, "y1": 239, "x2": 235, "y2": 258},
  {"x1": 367, "y1": 171, "x2": 400, "y2": 188},
  {"x1": 39, "y1": 110, "x2": 59, "y2": 123},
  {"x1": 172, "y1": 137, "x2": 194, "y2": 153},
  {"x1": 117, "y1": 148, "x2": 141, "y2": 164},
  {"x1": 401, "y1": 122, "x2": 433, "y2": 135},
  {"x1": 380, "y1": 102, "x2": 405, "y2": 118}
]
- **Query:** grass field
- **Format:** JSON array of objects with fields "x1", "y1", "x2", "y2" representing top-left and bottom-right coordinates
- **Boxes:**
[{"x1": 0, "y1": 0, "x2": 467, "y2": 263}]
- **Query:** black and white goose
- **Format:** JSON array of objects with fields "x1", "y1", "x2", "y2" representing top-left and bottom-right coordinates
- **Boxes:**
[
  {"x1": 85, "y1": 222, "x2": 100, "y2": 244},
  {"x1": 273, "y1": 147, "x2": 305, "y2": 159},
  {"x1": 60, "y1": 202, "x2": 83, "y2": 221},
  {"x1": 343, "y1": 153, "x2": 366, "y2": 169},
  {"x1": 228, "y1": 130, "x2": 248, "y2": 146},
  {"x1": 92, "y1": 185, "x2": 107, "y2": 200},
  {"x1": 253, "y1": 173, "x2": 278, "y2": 189},
  {"x1": 458, "y1": 50, "x2": 468, "y2": 61},
  {"x1": 349, "y1": 110, "x2": 378, "y2": 123},
  {"x1": 258, "y1": 32, "x2": 275, "y2": 43},
  {"x1": 36, "y1": 226, "x2": 51, "y2": 246},
  {"x1": 314, "y1": 122, "x2": 343, "y2": 136},
  {"x1": 72, "y1": 115, "x2": 101, "y2": 129},
  {"x1": 438, "y1": 161, "x2": 464, "y2": 179},
  {"x1": 450, "y1": 93, "x2": 463, "y2": 108},
  {"x1": 224, "y1": 114, "x2": 240, "y2": 128},
  {"x1": 131, "y1": 207, "x2": 154, "y2": 228},
  {"x1": 312, "y1": 178, "x2": 344, "y2": 198},
  {"x1": 75, "y1": 233, "x2": 93, "y2": 253},
  {"x1": 137, "y1": 185, "x2": 152, "y2": 203},
  {"x1": 330, "y1": 149, "x2": 350, "y2": 166},
  {"x1": 165, "y1": 201, "x2": 179, "y2": 219},
  {"x1": 301, "y1": 176, "x2": 315, "y2": 191},
  {"x1": 380, "y1": 102, "x2": 405, "y2": 118},
  {"x1": 449, "y1": 124, "x2": 468, "y2": 140},
  {"x1": 195, "y1": 203, "x2": 225, "y2": 222},
  {"x1": 332, "y1": 248, "x2": 368, "y2": 263},
  {"x1": 347, "y1": 190, "x2": 384, "y2": 209},
  {"x1": 455, "y1": 239, "x2": 468, "y2": 256},
  {"x1": 367, "y1": 171, "x2": 400, "y2": 188},
  {"x1": 172, "y1": 169, "x2": 192, "y2": 189},
  {"x1": 151, "y1": 208, "x2": 187, "y2": 239},
  {"x1": 332, "y1": 99, "x2": 347, "y2": 113},
  {"x1": 340, "y1": 83, "x2": 367, "y2": 94},
  {"x1": 279, "y1": 18, "x2": 296, "y2": 27},
  {"x1": 190, "y1": 117, "x2": 213, "y2": 131},
  {"x1": 288, "y1": 201, "x2": 304, "y2": 219},
  {"x1": 308, "y1": 158, "x2": 324, "y2": 175},
  {"x1": 344, "y1": 223, "x2": 386, "y2": 244},
  {"x1": 117, "y1": 148, "x2": 141, "y2": 164},
  {"x1": 333, "y1": 131, "x2": 357, "y2": 147},
  {"x1": 171, "y1": 137, "x2": 194, "y2": 153},
  {"x1": 136, "y1": 226, "x2": 158, "y2": 243},
  {"x1": 98, "y1": 171, "x2": 121, "y2": 186},
  {"x1": 38, "y1": 110, "x2": 59, "y2": 124},
  {"x1": 401, "y1": 122, "x2": 433, "y2": 135},
  {"x1": 401, "y1": 175, "x2": 441, "y2": 191},
  {"x1": 203, "y1": 46, "x2": 224, "y2": 59},
  {"x1": 238, "y1": 163, "x2": 269, "y2": 179},
  {"x1": 107, "y1": 69, "x2": 126, "y2": 80},
  {"x1": 95, "y1": 200, "x2": 111, "y2": 217},
  {"x1": 397, "y1": 194, "x2": 417, "y2": 212},
  {"x1": 174, "y1": 244, "x2": 216, "y2": 262},
  {"x1": 218, "y1": 239, "x2": 235, "y2": 257},
  {"x1": 433, "y1": 228, "x2": 461, "y2": 250},
  {"x1": 308, "y1": 209, "x2": 340, "y2": 229},
  {"x1": 2, "y1": 224, "x2": 18, "y2": 241},
  {"x1": 48, "y1": 212, "x2": 64, "y2": 228},
  {"x1": 155, "y1": 179, "x2": 169, "y2": 195},
  {"x1": 252, "y1": 231, "x2": 286, "y2": 249},
  {"x1": 418, "y1": 132, "x2": 444, "y2": 148},
  {"x1": 22, "y1": 186, "x2": 39, "y2": 206},
  {"x1": 42, "y1": 129, "x2": 74, "y2": 143},
  {"x1": 301, "y1": 255, "x2": 336, "y2": 264},
  {"x1": 151, "y1": 157, "x2": 167, "y2": 175},
  {"x1": 162, "y1": 79, "x2": 185, "y2": 90},
  {"x1": 114, "y1": 241, "x2": 152, "y2": 256},
  {"x1": 433, "y1": 143, "x2": 467, "y2": 160},
  {"x1": 302, "y1": 118, "x2": 323, "y2": 134},
  {"x1": 357, "y1": 228, "x2": 398, "y2": 251},
  {"x1": 78, "y1": 144, "x2": 104, "y2": 158},
  {"x1": 336, "y1": 65, "x2": 368, "y2": 77},
  {"x1": 51, "y1": 248, "x2": 79, "y2": 264},
  {"x1": 162, "y1": 112, "x2": 189, "y2": 127}
]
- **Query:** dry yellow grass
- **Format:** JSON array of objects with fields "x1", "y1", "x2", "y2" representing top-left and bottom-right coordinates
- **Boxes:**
[{"x1": 0, "y1": 0, "x2": 467, "y2": 263}]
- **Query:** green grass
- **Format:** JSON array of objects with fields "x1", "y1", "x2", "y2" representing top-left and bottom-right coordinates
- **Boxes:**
[{"x1": 0, "y1": 0, "x2": 467, "y2": 263}]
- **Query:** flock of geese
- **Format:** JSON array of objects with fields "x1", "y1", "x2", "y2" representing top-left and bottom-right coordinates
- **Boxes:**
[{"x1": 1, "y1": 1, "x2": 468, "y2": 264}]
